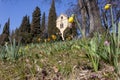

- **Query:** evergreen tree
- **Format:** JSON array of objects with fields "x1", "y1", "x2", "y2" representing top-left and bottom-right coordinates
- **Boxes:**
[
  {"x1": 41, "y1": 12, "x2": 45, "y2": 32},
  {"x1": 2, "y1": 18, "x2": 10, "y2": 35},
  {"x1": 19, "y1": 15, "x2": 30, "y2": 33},
  {"x1": 14, "y1": 28, "x2": 20, "y2": 41},
  {"x1": 31, "y1": 6, "x2": 41, "y2": 37},
  {"x1": 48, "y1": 0, "x2": 58, "y2": 37},
  {"x1": 0, "y1": 19, "x2": 10, "y2": 45},
  {"x1": 26, "y1": 16, "x2": 31, "y2": 33},
  {"x1": 41, "y1": 12, "x2": 48, "y2": 39},
  {"x1": 18, "y1": 15, "x2": 32, "y2": 44},
  {"x1": 15, "y1": 28, "x2": 20, "y2": 37}
]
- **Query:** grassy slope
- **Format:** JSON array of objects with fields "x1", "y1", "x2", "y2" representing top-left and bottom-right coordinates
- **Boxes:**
[{"x1": 0, "y1": 40, "x2": 116, "y2": 80}]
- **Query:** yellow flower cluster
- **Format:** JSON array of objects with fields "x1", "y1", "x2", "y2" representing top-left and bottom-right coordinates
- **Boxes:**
[
  {"x1": 104, "y1": 4, "x2": 111, "y2": 10},
  {"x1": 51, "y1": 35, "x2": 57, "y2": 40},
  {"x1": 44, "y1": 38, "x2": 51, "y2": 42}
]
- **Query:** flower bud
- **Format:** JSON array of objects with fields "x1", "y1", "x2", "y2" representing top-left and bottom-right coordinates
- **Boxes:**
[
  {"x1": 68, "y1": 17, "x2": 74, "y2": 23},
  {"x1": 104, "y1": 4, "x2": 111, "y2": 10}
]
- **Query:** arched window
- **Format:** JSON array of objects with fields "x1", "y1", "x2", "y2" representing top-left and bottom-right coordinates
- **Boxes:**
[
  {"x1": 60, "y1": 23, "x2": 64, "y2": 28},
  {"x1": 61, "y1": 16, "x2": 63, "y2": 19}
]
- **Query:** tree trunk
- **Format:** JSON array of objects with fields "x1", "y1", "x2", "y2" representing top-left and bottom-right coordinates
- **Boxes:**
[
  {"x1": 79, "y1": 0, "x2": 87, "y2": 38},
  {"x1": 86, "y1": 0, "x2": 104, "y2": 36}
]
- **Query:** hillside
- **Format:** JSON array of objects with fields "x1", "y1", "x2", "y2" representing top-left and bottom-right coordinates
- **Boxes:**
[{"x1": 0, "y1": 40, "x2": 117, "y2": 80}]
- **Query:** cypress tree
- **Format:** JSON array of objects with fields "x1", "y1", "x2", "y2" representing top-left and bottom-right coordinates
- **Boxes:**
[
  {"x1": 31, "y1": 6, "x2": 41, "y2": 37},
  {"x1": 48, "y1": 0, "x2": 58, "y2": 37},
  {"x1": 18, "y1": 15, "x2": 32, "y2": 44},
  {"x1": 0, "y1": 19, "x2": 10, "y2": 45},
  {"x1": 41, "y1": 12, "x2": 48, "y2": 39},
  {"x1": 26, "y1": 16, "x2": 31, "y2": 33},
  {"x1": 14, "y1": 28, "x2": 20, "y2": 37},
  {"x1": 13, "y1": 28, "x2": 21, "y2": 43},
  {"x1": 41, "y1": 12, "x2": 45, "y2": 32},
  {"x1": 2, "y1": 18, "x2": 10, "y2": 35},
  {"x1": 19, "y1": 15, "x2": 30, "y2": 33}
]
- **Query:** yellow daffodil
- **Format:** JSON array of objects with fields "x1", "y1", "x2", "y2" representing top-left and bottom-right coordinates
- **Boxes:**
[
  {"x1": 104, "y1": 4, "x2": 111, "y2": 10},
  {"x1": 68, "y1": 17, "x2": 74, "y2": 23},
  {"x1": 47, "y1": 38, "x2": 51, "y2": 42},
  {"x1": 51, "y1": 35, "x2": 57, "y2": 40}
]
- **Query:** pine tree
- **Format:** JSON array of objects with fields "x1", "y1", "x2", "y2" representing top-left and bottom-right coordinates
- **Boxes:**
[
  {"x1": 48, "y1": 0, "x2": 58, "y2": 37},
  {"x1": 31, "y1": 6, "x2": 41, "y2": 37}
]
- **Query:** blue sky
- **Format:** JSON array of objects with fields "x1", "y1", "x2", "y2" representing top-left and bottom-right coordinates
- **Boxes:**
[{"x1": 0, "y1": 0, "x2": 77, "y2": 34}]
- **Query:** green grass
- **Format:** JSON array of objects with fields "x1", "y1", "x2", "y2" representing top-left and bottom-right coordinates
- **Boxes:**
[{"x1": 0, "y1": 40, "x2": 117, "y2": 79}]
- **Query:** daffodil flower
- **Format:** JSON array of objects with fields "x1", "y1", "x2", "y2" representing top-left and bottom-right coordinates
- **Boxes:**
[
  {"x1": 51, "y1": 35, "x2": 57, "y2": 40},
  {"x1": 104, "y1": 4, "x2": 111, "y2": 10},
  {"x1": 68, "y1": 16, "x2": 74, "y2": 23},
  {"x1": 47, "y1": 38, "x2": 51, "y2": 42}
]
